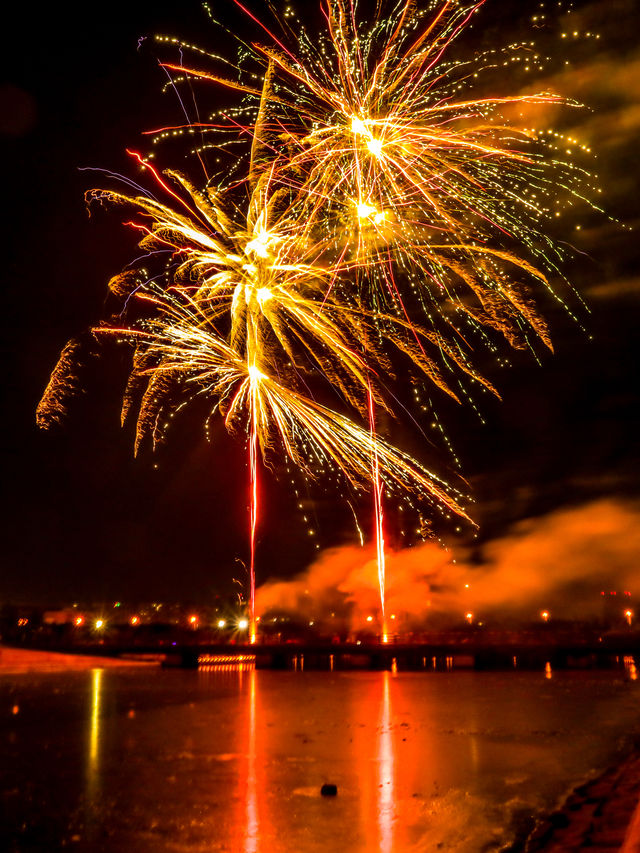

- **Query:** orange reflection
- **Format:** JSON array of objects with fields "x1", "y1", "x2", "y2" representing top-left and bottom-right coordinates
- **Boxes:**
[
  {"x1": 624, "y1": 655, "x2": 637, "y2": 681},
  {"x1": 378, "y1": 670, "x2": 395, "y2": 853},
  {"x1": 245, "y1": 668, "x2": 258, "y2": 851},
  {"x1": 240, "y1": 666, "x2": 266, "y2": 852},
  {"x1": 353, "y1": 671, "x2": 398, "y2": 850}
]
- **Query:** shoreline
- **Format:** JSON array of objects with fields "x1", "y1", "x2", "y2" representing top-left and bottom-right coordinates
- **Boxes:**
[
  {"x1": 512, "y1": 749, "x2": 640, "y2": 852},
  {"x1": 0, "y1": 645, "x2": 160, "y2": 673}
]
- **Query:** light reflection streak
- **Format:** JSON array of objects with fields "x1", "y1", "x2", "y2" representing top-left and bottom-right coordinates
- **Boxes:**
[
  {"x1": 89, "y1": 668, "x2": 103, "y2": 772},
  {"x1": 85, "y1": 666, "x2": 104, "y2": 827},
  {"x1": 624, "y1": 656, "x2": 637, "y2": 681},
  {"x1": 377, "y1": 671, "x2": 395, "y2": 853},
  {"x1": 37, "y1": 0, "x2": 598, "y2": 643},
  {"x1": 244, "y1": 667, "x2": 259, "y2": 853}
]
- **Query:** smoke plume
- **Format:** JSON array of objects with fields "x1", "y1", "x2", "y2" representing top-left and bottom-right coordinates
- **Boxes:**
[{"x1": 256, "y1": 499, "x2": 640, "y2": 630}]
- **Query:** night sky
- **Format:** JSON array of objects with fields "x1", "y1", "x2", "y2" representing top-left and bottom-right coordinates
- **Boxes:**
[{"x1": 2, "y1": 0, "x2": 638, "y2": 605}]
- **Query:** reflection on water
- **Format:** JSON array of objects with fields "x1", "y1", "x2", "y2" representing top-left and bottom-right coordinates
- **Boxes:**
[
  {"x1": 377, "y1": 671, "x2": 394, "y2": 853},
  {"x1": 86, "y1": 666, "x2": 103, "y2": 815},
  {"x1": 88, "y1": 667, "x2": 102, "y2": 770},
  {"x1": 3, "y1": 665, "x2": 640, "y2": 852},
  {"x1": 244, "y1": 667, "x2": 259, "y2": 853}
]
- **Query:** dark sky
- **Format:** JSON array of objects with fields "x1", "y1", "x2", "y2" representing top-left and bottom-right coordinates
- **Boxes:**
[{"x1": 2, "y1": 0, "x2": 638, "y2": 605}]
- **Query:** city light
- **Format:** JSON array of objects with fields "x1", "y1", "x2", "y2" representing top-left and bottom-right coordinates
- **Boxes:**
[
  {"x1": 95, "y1": 619, "x2": 105, "y2": 630},
  {"x1": 238, "y1": 618, "x2": 249, "y2": 631}
]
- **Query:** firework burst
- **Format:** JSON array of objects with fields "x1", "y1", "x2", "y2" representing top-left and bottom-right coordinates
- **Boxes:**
[{"x1": 38, "y1": 0, "x2": 595, "y2": 638}]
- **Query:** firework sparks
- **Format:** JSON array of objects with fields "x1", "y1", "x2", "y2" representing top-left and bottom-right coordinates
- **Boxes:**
[
  {"x1": 169, "y1": 1, "x2": 584, "y2": 355},
  {"x1": 38, "y1": 0, "x2": 596, "y2": 635}
]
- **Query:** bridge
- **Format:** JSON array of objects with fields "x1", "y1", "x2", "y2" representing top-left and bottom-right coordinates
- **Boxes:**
[{"x1": 14, "y1": 633, "x2": 640, "y2": 671}]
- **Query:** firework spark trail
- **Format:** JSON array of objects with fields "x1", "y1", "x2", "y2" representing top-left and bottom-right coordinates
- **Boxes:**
[
  {"x1": 37, "y1": 265, "x2": 471, "y2": 601},
  {"x1": 37, "y1": 0, "x2": 596, "y2": 634},
  {"x1": 61, "y1": 160, "x2": 480, "y2": 624},
  {"x1": 368, "y1": 381, "x2": 387, "y2": 641},
  {"x1": 248, "y1": 370, "x2": 259, "y2": 644},
  {"x1": 169, "y1": 0, "x2": 590, "y2": 622}
]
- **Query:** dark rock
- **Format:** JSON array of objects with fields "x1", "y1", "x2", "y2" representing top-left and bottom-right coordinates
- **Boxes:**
[
  {"x1": 549, "y1": 812, "x2": 570, "y2": 829},
  {"x1": 320, "y1": 783, "x2": 338, "y2": 797}
]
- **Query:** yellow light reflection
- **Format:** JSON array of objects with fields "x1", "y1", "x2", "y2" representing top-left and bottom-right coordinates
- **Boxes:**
[
  {"x1": 85, "y1": 666, "x2": 104, "y2": 819},
  {"x1": 89, "y1": 668, "x2": 103, "y2": 768}
]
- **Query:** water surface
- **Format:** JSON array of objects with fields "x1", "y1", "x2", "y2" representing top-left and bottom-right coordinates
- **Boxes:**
[{"x1": 2, "y1": 666, "x2": 640, "y2": 852}]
